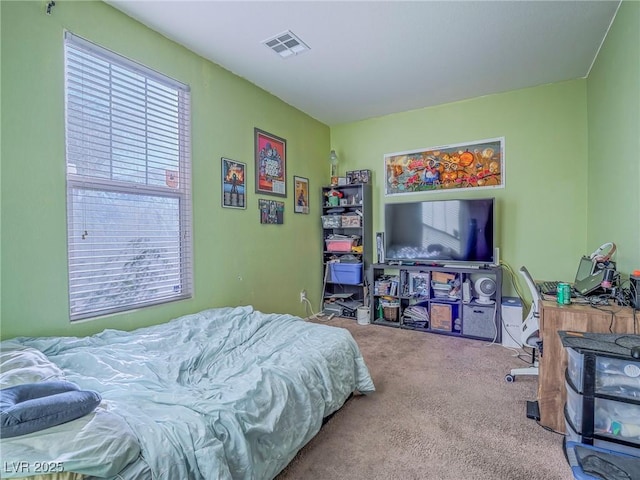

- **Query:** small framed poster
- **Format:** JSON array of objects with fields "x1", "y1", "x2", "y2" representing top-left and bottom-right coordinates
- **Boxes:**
[
  {"x1": 346, "y1": 169, "x2": 371, "y2": 184},
  {"x1": 293, "y1": 176, "x2": 309, "y2": 214},
  {"x1": 259, "y1": 199, "x2": 284, "y2": 224},
  {"x1": 221, "y1": 158, "x2": 246, "y2": 209},
  {"x1": 255, "y1": 128, "x2": 286, "y2": 197}
]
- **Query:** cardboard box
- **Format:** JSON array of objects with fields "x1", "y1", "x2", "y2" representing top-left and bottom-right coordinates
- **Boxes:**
[
  {"x1": 430, "y1": 303, "x2": 453, "y2": 331},
  {"x1": 341, "y1": 215, "x2": 361, "y2": 227},
  {"x1": 432, "y1": 272, "x2": 456, "y2": 283}
]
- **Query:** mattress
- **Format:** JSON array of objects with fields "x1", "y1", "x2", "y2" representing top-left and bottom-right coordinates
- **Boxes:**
[{"x1": 1, "y1": 306, "x2": 375, "y2": 479}]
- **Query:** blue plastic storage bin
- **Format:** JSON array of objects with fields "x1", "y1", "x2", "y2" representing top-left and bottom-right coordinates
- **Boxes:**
[
  {"x1": 564, "y1": 441, "x2": 640, "y2": 479},
  {"x1": 330, "y1": 263, "x2": 362, "y2": 284}
]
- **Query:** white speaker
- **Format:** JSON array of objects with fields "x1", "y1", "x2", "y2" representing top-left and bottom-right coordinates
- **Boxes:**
[
  {"x1": 376, "y1": 232, "x2": 385, "y2": 264},
  {"x1": 474, "y1": 277, "x2": 496, "y2": 304}
]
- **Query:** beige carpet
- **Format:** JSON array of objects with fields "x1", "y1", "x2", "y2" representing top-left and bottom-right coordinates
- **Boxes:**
[{"x1": 277, "y1": 317, "x2": 574, "y2": 480}]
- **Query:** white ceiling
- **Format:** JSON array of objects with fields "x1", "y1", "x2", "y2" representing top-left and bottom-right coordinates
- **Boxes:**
[{"x1": 106, "y1": 0, "x2": 621, "y2": 125}]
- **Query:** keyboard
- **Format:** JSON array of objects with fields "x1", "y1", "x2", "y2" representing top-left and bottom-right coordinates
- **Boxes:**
[
  {"x1": 537, "y1": 281, "x2": 577, "y2": 297},
  {"x1": 538, "y1": 281, "x2": 560, "y2": 295}
]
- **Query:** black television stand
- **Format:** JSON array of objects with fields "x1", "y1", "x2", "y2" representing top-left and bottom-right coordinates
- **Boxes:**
[{"x1": 369, "y1": 263, "x2": 502, "y2": 342}]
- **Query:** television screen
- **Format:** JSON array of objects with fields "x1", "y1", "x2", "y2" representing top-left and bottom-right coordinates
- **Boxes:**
[{"x1": 384, "y1": 198, "x2": 495, "y2": 264}]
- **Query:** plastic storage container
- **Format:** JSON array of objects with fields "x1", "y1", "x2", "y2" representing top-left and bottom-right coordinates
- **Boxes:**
[
  {"x1": 595, "y1": 356, "x2": 640, "y2": 400},
  {"x1": 567, "y1": 347, "x2": 585, "y2": 393},
  {"x1": 326, "y1": 238, "x2": 357, "y2": 252},
  {"x1": 594, "y1": 397, "x2": 640, "y2": 445},
  {"x1": 330, "y1": 263, "x2": 362, "y2": 284},
  {"x1": 561, "y1": 338, "x2": 640, "y2": 458},
  {"x1": 564, "y1": 441, "x2": 640, "y2": 480},
  {"x1": 565, "y1": 414, "x2": 640, "y2": 457},
  {"x1": 321, "y1": 215, "x2": 341, "y2": 228},
  {"x1": 565, "y1": 379, "x2": 584, "y2": 431},
  {"x1": 565, "y1": 415, "x2": 582, "y2": 444}
]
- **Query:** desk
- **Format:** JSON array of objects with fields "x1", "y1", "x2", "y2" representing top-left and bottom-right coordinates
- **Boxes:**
[{"x1": 537, "y1": 300, "x2": 637, "y2": 433}]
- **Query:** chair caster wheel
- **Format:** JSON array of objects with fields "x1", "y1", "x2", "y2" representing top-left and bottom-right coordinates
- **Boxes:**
[{"x1": 505, "y1": 374, "x2": 515, "y2": 383}]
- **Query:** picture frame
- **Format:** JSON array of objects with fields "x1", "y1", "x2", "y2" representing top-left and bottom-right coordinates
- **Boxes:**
[
  {"x1": 255, "y1": 128, "x2": 287, "y2": 197},
  {"x1": 346, "y1": 169, "x2": 371, "y2": 185},
  {"x1": 221, "y1": 157, "x2": 246, "y2": 209},
  {"x1": 384, "y1": 137, "x2": 505, "y2": 196},
  {"x1": 259, "y1": 199, "x2": 284, "y2": 224},
  {"x1": 293, "y1": 176, "x2": 309, "y2": 214}
]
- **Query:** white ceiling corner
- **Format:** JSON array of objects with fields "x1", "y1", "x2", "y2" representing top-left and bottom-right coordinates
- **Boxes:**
[{"x1": 105, "y1": 0, "x2": 621, "y2": 125}]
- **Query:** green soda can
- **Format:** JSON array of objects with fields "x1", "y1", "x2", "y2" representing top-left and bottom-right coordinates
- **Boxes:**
[{"x1": 557, "y1": 282, "x2": 571, "y2": 305}]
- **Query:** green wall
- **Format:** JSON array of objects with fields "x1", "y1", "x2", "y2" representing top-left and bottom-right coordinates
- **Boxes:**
[
  {"x1": 1, "y1": 1, "x2": 329, "y2": 339},
  {"x1": 586, "y1": 1, "x2": 640, "y2": 277},
  {"x1": 2, "y1": 1, "x2": 638, "y2": 340},
  {"x1": 331, "y1": 80, "x2": 590, "y2": 291},
  {"x1": 331, "y1": 1, "x2": 640, "y2": 292}
]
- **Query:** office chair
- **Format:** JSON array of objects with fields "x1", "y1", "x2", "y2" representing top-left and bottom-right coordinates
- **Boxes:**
[{"x1": 505, "y1": 265, "x2": 541, "y2": 382}]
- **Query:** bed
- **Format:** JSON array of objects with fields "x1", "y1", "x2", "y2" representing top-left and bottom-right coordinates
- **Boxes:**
[{"x1": 0, "y1": 306, "x2": 375, "y2": 480}]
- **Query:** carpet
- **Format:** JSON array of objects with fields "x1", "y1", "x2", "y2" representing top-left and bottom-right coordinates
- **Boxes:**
[{"x1": 276, "y1": 317, "x2": 574, "y2": 480}]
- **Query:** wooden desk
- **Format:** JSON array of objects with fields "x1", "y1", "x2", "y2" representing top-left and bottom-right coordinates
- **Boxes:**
[{"x1": 538, "y1": 300, "x2": 637, "y2": 433}]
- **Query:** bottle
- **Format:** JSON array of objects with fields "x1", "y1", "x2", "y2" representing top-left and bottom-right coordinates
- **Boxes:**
[{"x1": 462, "y1": 278, "x2": 471, "y2": 303}]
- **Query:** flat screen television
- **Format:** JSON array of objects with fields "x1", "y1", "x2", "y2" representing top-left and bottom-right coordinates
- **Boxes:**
[{"x1": 384, "y1": 198, "x2": 496, "y2": 265}]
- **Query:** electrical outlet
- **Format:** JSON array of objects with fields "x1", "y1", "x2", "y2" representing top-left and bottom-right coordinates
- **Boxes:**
[{"x1": 300, "y1": 289, "x2": 307, "y2": 303}]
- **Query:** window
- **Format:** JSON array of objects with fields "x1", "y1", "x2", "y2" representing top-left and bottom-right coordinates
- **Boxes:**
[{"x1": 64, "y1": 32, "x2": 192, "y2": 321}]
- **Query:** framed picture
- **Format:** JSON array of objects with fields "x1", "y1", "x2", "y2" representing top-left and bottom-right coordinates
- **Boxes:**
[
  {"x1": 255, "y1": 128, "x2": 286, "y2": 197},
  {"x1": 384, "y1": 137, "x2": 505, "y2": 196},
  {"x1": 221, "y1": 158, "x2": 246, "y2": 209},
  {"x1": 293, "y1": 176, "x2": 309, "y2": 214},
  {"x1": 259, "y1": 199, "x2": 284, "y2": 224},
  {"x1": 346, "y1": 169, "x2": 371, "y2": 185}
]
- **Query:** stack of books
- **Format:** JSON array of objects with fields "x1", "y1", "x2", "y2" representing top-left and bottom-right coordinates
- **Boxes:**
[{"x1": 431, "y1": 271, "x2": 460, "y2": 299}]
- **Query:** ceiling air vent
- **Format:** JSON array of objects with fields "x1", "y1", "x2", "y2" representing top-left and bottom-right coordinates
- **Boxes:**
[{"x1": 262, "y1": 30, "x2": 310, "y2": 58}]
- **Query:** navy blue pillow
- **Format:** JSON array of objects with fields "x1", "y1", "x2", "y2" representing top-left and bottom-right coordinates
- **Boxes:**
[{"x1": 1, "y1": 381, "x2": 101, "y2": 438}]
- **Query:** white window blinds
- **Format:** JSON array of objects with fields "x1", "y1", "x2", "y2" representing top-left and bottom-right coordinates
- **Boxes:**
[{"x1": 64, "y1": 32, "x2": 193, "y2": 321}]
